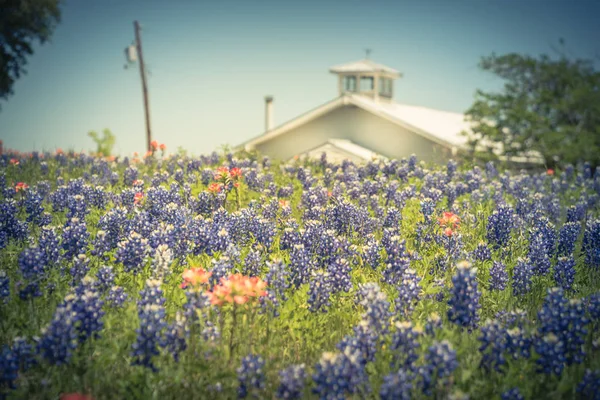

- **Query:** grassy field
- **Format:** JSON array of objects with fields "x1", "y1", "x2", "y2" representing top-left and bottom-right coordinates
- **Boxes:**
[{"x1": 1, "y1": 149, "x2": 599, "y2": 399}]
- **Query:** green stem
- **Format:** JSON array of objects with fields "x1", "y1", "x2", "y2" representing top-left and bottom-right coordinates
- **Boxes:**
[{"x1": 228, "y1": 304, "x2": 238, "y2": 365}]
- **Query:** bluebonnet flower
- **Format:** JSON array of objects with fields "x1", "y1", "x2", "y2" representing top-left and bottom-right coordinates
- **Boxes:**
[
  {"x1": 425, "y1": 312, "x2": 443, "y2": 336},
  {"x1": 395, "y1": 269, "x2": 421, "y2": 318},
  {"x1": 486, "y1": 205, "x2": 514, "y2": 249},
  {"x1": 383, "y1": 207, "x2": 402, "y2": 228},
  {"x1": 124, "y1": 166, "x2": 139, "y2": 186},
  {"x1": 336, "y1": 321, "x2": 378, "y2": 365},
  {"x1": 11, "y1": 337, "x2": 37, "y2": 372},
  {"x1": 95, "y1": 266, "x2": 115, "y2": 292},
  {"x1": 534, "y1": 333, "x2": 566, "y2": 375},
  {"x1": 209, "y1": 257, "x2": 234, "y2": 287},
  {"x1": 312, "y1": 348, "x2": 369, "y2": 400},
  {"x1": 489, "y1": 261, "x2": 508, "y2": 291},
  {"x1": 308, "y1": 271, "x2": 333, "y2": 313},
  {"x1": 70, "y1": 254, "x2": 90, "y2": 284},
  {"x1": 528, "y1": 233, "x2": 551, "y2": 276},
  {"x1": 116, "y1": 231, "x2": 149, "y2": 274},
  {"x1": 472, "y1": 242, "x2": 492, "y2": 262},
  {"x1": 237, "y1": 354, "x2": 266, "y2": 399},
  {"x1": 38, "y1": 296, "x2": 78, "y2": 365},
  {"x1": 361, "y1": 236, "x2": 382, "y2": 269},
  {"x1": 566, "y1": 202, "x2": 586, "y2": 223},
  {"x1": 419, "y1": 340, "x2": 459, "y2": 396},
  {"x1": 587, "y1": 292, "x2": 600, "y2": 322},
  {"x1": 554, "y1": 256, "x2": 576, "y2": 291},
  {"x1": 583, "y1": 219, "x2": 600, "y2": 268},
  {"x1": 558, "y1": 222, "x2": 580, "y2": 256},
  {"x1": 61, "y1": 217, "x2": 89, "y2": 260},
  {"x1": 97, "y1": 206, "x2": 128, "y2": 249},
  {"x1": 327, "y1": 257, "x2": 352, "y2": 293},
  {"x1": 0, "y1": 271, "x2": 9, "y2": 303},
  {"x1": 276, "y1": 363, "x2": 307, "y2": 399},
  {"x1": 132, "y1": 279, "x2": 166, "y2": 371},
  {"x1": 0, "y1": 345, "x2": 19, "y2": 390},
  {"x1": 485, "y1": 161, "x2": 498, "y2": 179},
  {"x1": 24, "y1": 189, "x2": 45, "y2": 225},
  {"x1": 448, "y1": 261, "x2": 481, "y2": 329},
  {"x1": 505, "y1": 327, "x2": 532, "y2": 361},
  {"x1": 390, "y1": 321, "x2": 422, "y2": 372},
  {"x1": 531, "y1": 216, "x2": 557, "y2": 257},
  {"x1": 151, "y1": 244, "x2": 173, "y2": 280},
  {"x1": 576, "y1": 369, "x2": 600, "y2": 400},
  {"x1": 420, "y1": 198, "x2": 436, "y2": 223},
  {"x1": 536, "y1": 288, "x2": 589, "y2": 374},
  {"x1": 478, "y1": 319, "x2": 507, "y2": 371},
  {"x1": 18, "y1": 246, "x2": 46, "y2": 280},
  {"x1": 501, "y1": 388, "x2": 524, "y2": 400},
  {"x1": 183, "y1": 288, "x2": 211, "y2": 325},
  {"x1": 162, "y1": 312, "x2": 187, "y2": 362},
  {"x1": 356, "y1": 283, "x2": 391, "y2": 335},
  {"x1": 107, "y1": 286, "x2": 128, "y2": 307},
  {"x1": 512, "y1": 258, "x2": 534, "y2": 296},
  {"x1": 382, "y1": 236, "x2": 411, "y2": 286},
  {"x1": 264, "y1": 259, "x2": 289, "y2": 301},
  {"x1": 289, "y1": 244, "x2": 314, "y2": 289},
  {"x1": 72, "y1": 277, "x2": 105, "y2": 343},
  {"x1": 379, "y1": 368, "x2": 412, "y2": 400},
  {"x1": 66, "y1": 194, "x2": 89, "y2": 219}
]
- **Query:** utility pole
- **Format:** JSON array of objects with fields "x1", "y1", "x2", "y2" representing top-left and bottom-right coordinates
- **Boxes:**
[{"x1": 134, "y1": 21, "x2": 152, "y2": 152}]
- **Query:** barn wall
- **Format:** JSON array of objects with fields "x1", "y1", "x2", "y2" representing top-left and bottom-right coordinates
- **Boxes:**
[{"x1": 254, "y1": 105, "x2": 453, "y2": 163}]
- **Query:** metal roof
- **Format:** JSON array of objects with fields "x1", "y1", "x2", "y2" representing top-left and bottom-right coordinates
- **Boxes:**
[{"x1": 329, "y1": 59, "x2": 401, "y2": 76}]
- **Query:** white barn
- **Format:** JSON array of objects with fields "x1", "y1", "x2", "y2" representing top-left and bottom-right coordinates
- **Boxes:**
[{"x1": 238, "y1": 58, "x2": 540, "y2": 165}]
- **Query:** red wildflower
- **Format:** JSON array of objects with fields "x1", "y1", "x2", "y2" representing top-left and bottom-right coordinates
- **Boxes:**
[
  {"x1": 159, "y1": 143, "x2": 167, "y2": 151},
  {"x1": 15, "y1": 182, "x2": 28, "y2": 192},
  {"x1": 547, "y1": 169, "x2": 554, "y2": 176},
  {"x1": 438, "y1": 211, "x2": 460, "y2": 231},
  {"x1": 207, "y1": 274, "x2": 267, "y2": 307},
  {"x1": 214, "y1": 166, "x2": 230, "y2": 181},
  {"x1": 9, "y1": 158, "x2": 19, "y2": 165},
  {"x1": 150, "y1": 140, "x2": 159, "y2": 150},
  {"x1": 181, "y1": 267, "x2": 212, "y2": 289},
  {"x1": 208, "y1": 182, "x2": 223, "y2": 193},
  {"x1": 229, "y1": 167, "x2": 242, "y2": 179},
  {"x1": 134, "y1": 192, "x2": 144, "y2": 205}
]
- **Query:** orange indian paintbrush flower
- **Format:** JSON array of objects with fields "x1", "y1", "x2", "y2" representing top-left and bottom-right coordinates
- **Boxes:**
[
  {"x1": 15, "y1": 182, "x2": 29, "y2": 192},
  {"x1": 180, "y1": 267, "x2": 212, "y2": 289}
]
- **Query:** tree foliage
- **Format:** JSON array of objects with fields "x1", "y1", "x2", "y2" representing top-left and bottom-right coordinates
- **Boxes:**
[
  {"x1": 464, "y1": 45, "x2": 600, "y2": 168},
  {"x1": 0, "y1": 0, "x2": 62, "y2": 107},
  {"x1": 88, "y1": 129, "x2": 116, "y2": 157}
]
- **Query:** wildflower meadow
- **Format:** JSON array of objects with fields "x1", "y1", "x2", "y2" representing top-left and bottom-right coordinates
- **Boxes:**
[{"x1": 1, "y1": 147, "x2": 600, "y2": 400}]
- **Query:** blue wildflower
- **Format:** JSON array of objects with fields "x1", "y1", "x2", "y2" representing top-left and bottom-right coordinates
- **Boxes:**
[
  {"x1": 447, "y1": 261, "x2": 481, "y2": 329},
  {"x1": 131, "y1": 279, "x2": 167, "y2": 371},
  {"x1": 237, "y1": 354, "x2": 266, "y2": 399},
  {"x1": 276, "y1": 363, "x2": 307, "y2": 400},
  {"x1": 489, "y1": 261, "x2": 508, "y2": 291},
  {"x1": 379, "y1": 368, "x2": 412, "y2": 400},
  {"x1": 308, "y1": 271, "x2": 333, "y2": 313}
]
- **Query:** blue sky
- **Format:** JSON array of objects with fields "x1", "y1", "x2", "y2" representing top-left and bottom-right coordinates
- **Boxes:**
[{"x1": 1, "y1": 0, "x2": 598, "y2": 156}]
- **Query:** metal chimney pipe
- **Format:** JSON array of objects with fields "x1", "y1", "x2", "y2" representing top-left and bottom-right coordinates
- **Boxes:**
[{"x1": 265, "y1": 96, "x2": 274, "y2": 132}]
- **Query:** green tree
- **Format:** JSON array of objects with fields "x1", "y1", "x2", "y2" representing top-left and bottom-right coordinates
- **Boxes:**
[
  {"x1": 0, "y1": 0, "x2": 63, "y2": 108},
  {"x1": 88, "y1": 129, "x2": 116, "y2": 157},
  {"x1": 463, "y1": 44, "x2": 600, "y2": 168}
]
